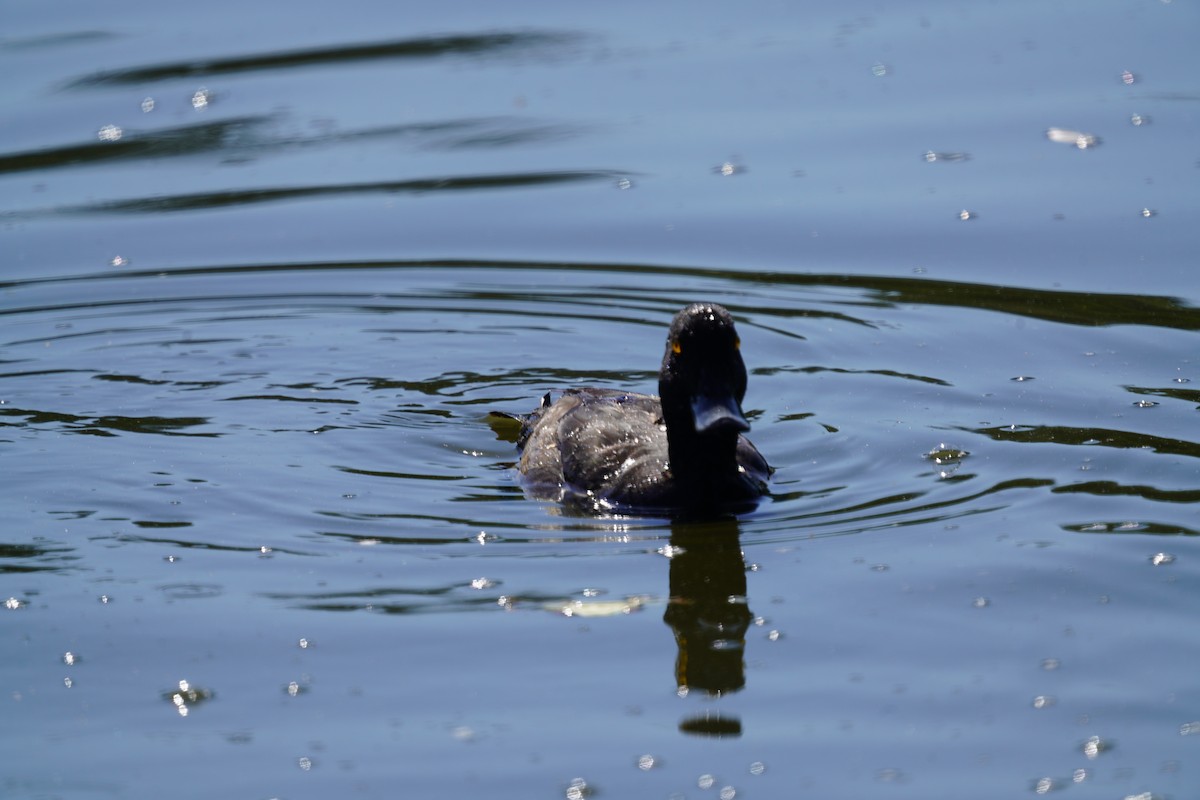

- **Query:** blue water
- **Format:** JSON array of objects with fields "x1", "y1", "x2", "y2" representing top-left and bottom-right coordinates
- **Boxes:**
[{"x1": 3, "y1": 1, "x2": 1199, "y2": 798}]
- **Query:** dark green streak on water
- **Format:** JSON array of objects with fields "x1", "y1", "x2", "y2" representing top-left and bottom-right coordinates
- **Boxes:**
[
  {"x1": 0, "y1": 407, "x2": 216, "y2": 437},
  {"x1": 970, "y1": 423, "x2": 1200, "y2": 459},
  {"x1": 63, "y1": 31, "x2": 583, "y2": 87}
]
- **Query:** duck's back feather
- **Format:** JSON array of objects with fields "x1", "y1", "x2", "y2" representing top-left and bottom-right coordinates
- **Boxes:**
[{"x1": 518, "y1": 388, "x2": 768, "y2": 512}]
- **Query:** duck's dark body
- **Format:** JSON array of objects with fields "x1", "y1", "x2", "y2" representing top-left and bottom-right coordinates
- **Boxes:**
[{"x1": 515, "y1": 304, "x2": 770, "y2": 515}]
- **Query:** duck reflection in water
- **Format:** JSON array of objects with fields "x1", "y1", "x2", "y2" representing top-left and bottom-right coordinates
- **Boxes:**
[{"x1": 666, "y1": 519, "x2": 753, "y2": 707}]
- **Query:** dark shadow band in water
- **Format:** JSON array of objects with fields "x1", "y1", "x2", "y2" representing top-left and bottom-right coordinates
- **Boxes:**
[
  {"x1": 0, "y1": 541, "x2": 78, "y2": 574},
  {"x1": 27, "y1": 171, "x2": 627, "y2": 215},
  {"x1": 0, "y1": 116, "x2": 274, "y2": 175},
  {"x1": 0, "y1": 116, "x2": 588, "y2": 176},
  {"x1": 0, "y1": 406, "x2": 216, "y2": 437},
  {"x1": 4, "y1": 259, "x2": 1195, "y2": 332},
  {"x1": 1063, "y1": 520, "x2": 1198, "y2": 536},
  {"x1": 968, "y1": 423, "x2": 1200, "y2": 460},
  {"x1": 1055, "y1": 481, "x2": 1200, "y2": 504},
  {"x1": 63, "y1": 30, "x2": 584, "y2": 88}
]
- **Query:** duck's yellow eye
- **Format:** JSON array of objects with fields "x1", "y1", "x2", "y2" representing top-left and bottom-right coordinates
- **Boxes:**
[
  {"x1": 671, "y1": 340, "x2": 682, "y2": 355},
  {"x1": 734, "y1": 337, "x2": 741, "y2": 350}
]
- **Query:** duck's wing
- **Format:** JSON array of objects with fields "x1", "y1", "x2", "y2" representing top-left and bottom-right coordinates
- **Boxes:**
[
  {"x1": 555, "y1": 392, "x2": 671, "y2": 505},
  {"x1": 736, "y1": 434, "x2": 772, "y2": 490},
  {"x1": 518, "y1": 389, "x2": 671, "y2": 505},
  {"x1": 516, "y1": 391, "x2": 582, "y2": 496}
]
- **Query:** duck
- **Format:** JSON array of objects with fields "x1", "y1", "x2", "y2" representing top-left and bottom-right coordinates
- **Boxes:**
[{"x1": 515, "y1": 303, "x2": 770, "y2": 515}]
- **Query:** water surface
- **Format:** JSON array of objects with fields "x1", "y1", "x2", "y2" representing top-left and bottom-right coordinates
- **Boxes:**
[{"x1": 3, "y1": 1, "x2": 1199, "y2": 798}]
